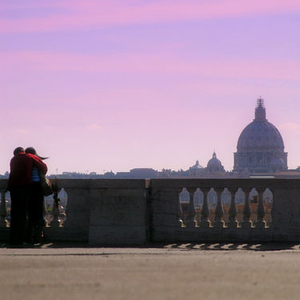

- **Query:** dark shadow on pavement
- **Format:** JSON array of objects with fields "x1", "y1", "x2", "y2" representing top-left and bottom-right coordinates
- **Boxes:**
[
  {"x1": 0, "y1": 241, "x2": 299, "y2": 251},
  {"x1": 165, "y1": 242, "x2": 300, "y2": 251}
]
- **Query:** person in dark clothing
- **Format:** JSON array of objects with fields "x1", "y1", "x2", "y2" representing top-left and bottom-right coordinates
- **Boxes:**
[
  {"x1": 25, "y1": 147, "x2": 49, "y2": 242},
  {"x1": 7, "y1": 147, "x2": 48, "y2": 245}
]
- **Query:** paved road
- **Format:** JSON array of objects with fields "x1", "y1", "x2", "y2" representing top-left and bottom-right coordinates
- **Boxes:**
[{"x1": 0, "y1": 243, "x2": 300, "y2": 300}]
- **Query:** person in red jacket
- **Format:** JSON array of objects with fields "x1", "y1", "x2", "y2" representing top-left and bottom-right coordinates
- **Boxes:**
[{"x1": 7, "y1": 147, "x2": 48, "y2": 245}]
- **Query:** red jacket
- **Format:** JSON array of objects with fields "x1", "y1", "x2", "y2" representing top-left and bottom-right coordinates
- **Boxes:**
[{"x1": 7, "y1": 152, "x2": 48, "y2": 190}]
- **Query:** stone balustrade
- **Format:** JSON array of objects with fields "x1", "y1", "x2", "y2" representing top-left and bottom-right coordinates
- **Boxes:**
[{"x1": 1, "y1": 178, "x2": 300, "y2": 245}]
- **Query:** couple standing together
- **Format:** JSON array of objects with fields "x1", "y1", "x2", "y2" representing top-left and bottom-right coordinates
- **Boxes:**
[{"x1": 7, "y1": 147, "x2": 48, "y2": 245}]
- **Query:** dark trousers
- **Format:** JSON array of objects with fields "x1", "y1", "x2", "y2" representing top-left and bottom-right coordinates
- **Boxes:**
[
  {"x1": 10, "y1": 184, "x2": 45, "y2": 244},
  {"x1": 10, "y1": 186, "x2": 32, "y2": 244}
]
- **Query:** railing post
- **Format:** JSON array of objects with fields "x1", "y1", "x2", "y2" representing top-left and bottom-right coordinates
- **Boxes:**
[
  {"x1": 268, "y1": 188, "x2": 274, "y2": 228},
  {"x1": 185, "y1": 188, "x2": 197, "y2": 228},
  {"x1": 241, "y1": 188, "x2": 253, "y2": 229},
  {"x1": 0, "y1": 190, "x2": 8, "y2": 227},
  {"x1": 62, "y1": 185, "x2": 91, "y2": 242},
  {"x1": 256, "y1": 189, "x2": 266, "y2": 229},
  {"x1": 199, "y1": 188, "x2": 211, "y2": 228},
  {"x1": 228, "y1": 188, "x2": 238, "y2": 229},
  {"x1": 213, "y1": 188, "x2": 224, "y2": 228}
]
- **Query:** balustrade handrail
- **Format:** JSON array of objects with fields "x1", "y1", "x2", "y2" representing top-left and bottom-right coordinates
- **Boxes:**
[
  {"x1": 1, "y1": 177, "x2": 299, "y2": 189},
  {"x1": 148, "y1": 177, "x2": 300, "y2": 189}
]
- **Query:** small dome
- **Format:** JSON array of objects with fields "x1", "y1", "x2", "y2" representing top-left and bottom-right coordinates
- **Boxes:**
[
  {"x1": 207, "y1": 152, "x2": 225, "y2": 172},
  {"x1": 190, "y1": 160, "x2": 204, "y2": 170}
]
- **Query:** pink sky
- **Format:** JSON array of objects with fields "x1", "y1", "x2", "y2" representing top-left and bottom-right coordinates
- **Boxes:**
[{"x1": 1, "y1": 0, "x2": 300, "y2": 174}]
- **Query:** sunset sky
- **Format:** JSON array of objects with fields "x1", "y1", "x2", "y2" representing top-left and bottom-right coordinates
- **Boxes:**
[{"x1": 1, "y1": 0, "x2": 300, "y2": 175}]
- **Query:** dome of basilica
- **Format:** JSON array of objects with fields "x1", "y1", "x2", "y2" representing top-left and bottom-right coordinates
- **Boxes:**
[
  {"x1": 237, "y1": 118, "x2": 285, "y2": 152},
  {"x1": 234, "y1": 99, "x2": 288, "y2": 173}
]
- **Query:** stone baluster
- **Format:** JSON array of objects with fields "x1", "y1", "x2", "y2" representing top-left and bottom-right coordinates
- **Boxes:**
[
  {"x1": 50, "y1": 199, "x2": 60, "y2": 228},
  {"x1": 185, "y1": 188, "x2": 197, "y2": 228},
  {"x1": 213, "y1": 188, "x2": 224, "y2": 228},
  {"x1": 241, "y1": 188, "x2": 253, "y2": 229},
  {"x1": 256, "y1": 188, "x2": 266, "y2": 229},
  {"x1": 228, "y1": 188, "x2": 238, "y2": 229},
  {"x1": 0, "y1": 190, "x2": 8, "y2": 227},
  {"x1": 49, "y1": 182, "x2": 60, "y2": 228},
  {"x1": 176, "y1": 188, "x2": 184, "y2": 227},
  {"x1": 199, "y1": 188, "x2": 211, "y2": 228}
]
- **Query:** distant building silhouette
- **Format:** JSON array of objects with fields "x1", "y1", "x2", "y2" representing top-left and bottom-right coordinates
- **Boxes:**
[
  {"x1": 234, "y1": 98, "x2": 288, "y2": 174},
  {"x1": 116, "y1": 168, "x2": 157, "y2": 178}
]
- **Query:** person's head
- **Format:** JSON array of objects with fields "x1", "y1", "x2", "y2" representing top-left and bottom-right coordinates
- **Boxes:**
[
  {"x1": 25, "y1": 147, "x2": 36, "y2": 155},
  {"x1": 13, "y1": 147, "x2": 24, "y2": 156},
  {"x1": 25, "y1": 147, "x2": 48, "y2": 160}
]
